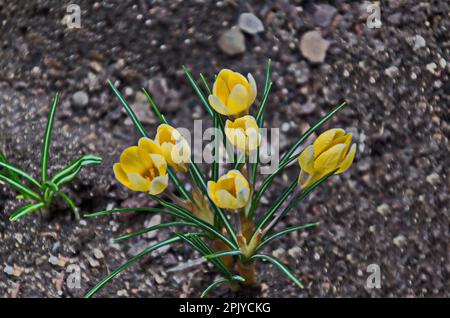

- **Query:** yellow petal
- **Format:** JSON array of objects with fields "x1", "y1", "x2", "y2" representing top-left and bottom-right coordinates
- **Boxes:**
[
  {"x1": 217, "y1": 69, "x2": 234, "y2": 84},
  {"x1": 227, "y1": 71, "x2": 250, "y2": 94},
  {"x1": 138, "y1": 137, "x2": 162, "y2": 155},
  {"x1": 113, "y1": 163, "x2": 132, "y2": 189},
  {"x1": 247, "y1": 73, "x2": 257, "y2": 105},
  {"x1": 150, "y1": 154, "x2": 167, "y2": 176},
  {"x1": 207, "y1": 181, "x2": 218, "y2": 202},
  {"x1": 314, "y1": 143, "x2": 347, "y2": 174},
  {"x1": 217, "y1": 176, "x2": 236, "y2": 196},
  {"x1": 150, "y1": 174, "x2": 168, "y2": 195},
  {"x1": 215, "y1": 189, "x2": 237, "y2": 209},
  {"x1": 227, "y1": 84, "x2": 249, "y2": 114},
  {"x1": 209, "y1": 95, "x2": 230, "y2": 115},
  {"x1": 212, "y1": 77, "x2": 230, "y2": 105},
  {"x1": 313, "y1": 129, "x2": 345, "y2": 158},
  {"x1": 298, "y1": 145, "x2": 315, "y2": 174},
  {"x1": 127, "y1": 172, "x2": 151, "y2": 192},
  {"x1": 298, "y1": 169, "x2": 311, "y2": 187},
  {"x1": 336, "y1": 144, "x2": 356, "y2": 174},
  {"x1": 120, "y1": 146, "x2": 147, "y2": 175}
]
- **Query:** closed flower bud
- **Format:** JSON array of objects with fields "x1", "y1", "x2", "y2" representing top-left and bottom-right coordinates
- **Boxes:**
[
  {"x1": 155, "y1": 124, "x2": 191, "y2": 173},
  {"x1": 208, "y1": 69, "x2": 257, "y2": 116},
  {"x1": 298, "y1": 128, "x2": 356, "y2": 188},
  {"x1": 114, "y1": 138, "x2": 169, "y2": 195},
  {"x1": 207, "y1": 170, "x2": 250, "y2": 210},
  {"x1": 225, "y1": 115, "x2": 261, "y2": 155}
]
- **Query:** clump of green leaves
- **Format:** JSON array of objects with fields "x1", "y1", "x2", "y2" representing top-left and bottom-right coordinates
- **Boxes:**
[
  {"x1": 85, "y1": 60, "x2": 350, "y2": 298},
  {"x1": 0, "y1": 94, "x2": 102, "y2": 221}
]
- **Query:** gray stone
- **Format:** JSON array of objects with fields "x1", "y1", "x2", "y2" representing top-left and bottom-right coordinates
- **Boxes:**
[
  {"x1": 300, "y1": 30, "x2": 330, "y2": 63},
  {"x1": 238, "y1": 13, "x2": 264, "y2": 35},
  {"x1": 218, "y1": 27, "x2": 246, "y2": 56},
  {"x1": 313, "y1": 4, "x2": 337, "y2": 27},
  {"x1": 72, "y1": 91, "x2": 89, "y2": 107}
]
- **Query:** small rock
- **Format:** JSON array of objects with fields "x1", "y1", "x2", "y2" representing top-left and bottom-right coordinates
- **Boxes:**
[
  {"x1": 385, "y1": 66, "x2": 399, "y2": 78},
  {"x1": 48, "y1": 255, "x2": 68, "y2": 267},
  {"x1": 88, "y1": 257, "x2": 100, "y2": 268},
  {"x1": 117, "y1": 289, "x2": 129, "y2": 297},
  {"x1": 299, "y1": 100, "x2": 316, "y2": 115},
  {"x1": 14, "y1": 233, "x2": 23, "y2": 244},
  {"x1": 72, "y1": 91, "x2": 89, "y2": 107},
  {"x1": 272, "y1": 247, "x2": 285, "y2": 258},
  {"x1": 313, "y1": 4, "x2": 337, "y2": 27},
  {"x1": 281, "y1": 122, "x2": 290, "y2": 132},
  {"x1": 4, "y1": 265, "x2": 14, "y2": 276},
  {"x1": 144, "y1": 214, "x2": 162, "y2": 239},
  {"x1": 410, "y1": 35, "x2": 426, "y2": 50},
  {"x1": 426, "y1": 62, "x2": 438, "y2": 75},
  {"x1": 288, "y1": 246, "x2": 302, "y2": 258},
  {"x1": 393, "y1": 235, "x2": 406, "y2": 247},
  {"x1": 376, "y1": 203, "x2": 390, "y2": 216},
  {"x1": 238, "y1": 13, "x2": 264, "y2": 34},
  {"x1": 218, "y1": 27, "x2": 246, "y2": 56},
  {"x1": 300, "y1": 30, "x2": 330, "y2": 63},
  {"x1": 93, "y1": 248, "x2": 104, "y2": 260},
  {"x1": 426, "y1": 173, "x2": 439, "y2": 185}
]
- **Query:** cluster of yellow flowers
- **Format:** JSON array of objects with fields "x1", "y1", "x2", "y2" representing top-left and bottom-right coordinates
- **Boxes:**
[{"x1": 113, "y1": 68, "x2": 356, "y2": 210}]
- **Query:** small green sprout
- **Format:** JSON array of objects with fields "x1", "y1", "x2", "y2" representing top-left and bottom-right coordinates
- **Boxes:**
[
  {"x1": 0, "y1": 94, "x2": 102, "y2": 221},
  {"x1": 85, "y1": 60, "x2": 355, "y2": 298}
]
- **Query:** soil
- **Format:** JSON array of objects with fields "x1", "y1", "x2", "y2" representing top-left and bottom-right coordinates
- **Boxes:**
[{"x1": 0, "y1": 0, "x2": 449, "y2": 298}]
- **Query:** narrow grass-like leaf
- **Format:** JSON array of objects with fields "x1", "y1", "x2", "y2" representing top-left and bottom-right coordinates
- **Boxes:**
[
  {"x1": 251, "y1": 254, "x2": 303, "y2": 289},
  {"x1": 263, "y1": 170, "x2": 336, "y2": 236},
  {"x1": 204, "y1": 249, "x2": 243, "y2": 260},
  {"x1": 0, "y1": 173, "x2": 42, "y2": 201},
  {"x1": 200, "y1": 275, "x2": 245, "y2": 298},
  {"x1": 182, "y1": 66, "x2": 214, "y2": 118},
  {"x1": 51, "y1": 155, "x2": 102, "y2": 186},
  {"x1": 85, "y1": 207, "x2": 185, "y2": 220},
  {"x1": 84, "y1": 236, "x2": 181, "y2": 298},
  {"x1": 9, "y1": 202, "x2": 45, "y2": 221},
  {"x1": 150, "y1": 195, "x2": 237, "y2": 248},
  {"x1": 57, "y1": 191, "x2": 80, "y2": 220},
  {"x1": 257, "y1": 222, "x2": 320, "y2": 251},
  {"x1": 251, "y1": 179, "x2": 297, "y2": 240},
  {"x1": 0, "y1": 151, "x2": 20, "y2": 183},
  {"x1": 41, "y1": 93, "x2": 59, "y2": 184},
  {"x1": 114, "y1": 221, "x2": 197, "y2": 241},
  {"x1": 175, "y1": 232, "x2": 233, "y2": 280},
  {"x1": 0, "y1": 161, "x2": 41, "y2": 189},
  {"x1": 252, "y1": 101, "x2": 347, "y2": 211},
  {"x1": 107, "y1": 80, "x2": 191, "y2": 202}
]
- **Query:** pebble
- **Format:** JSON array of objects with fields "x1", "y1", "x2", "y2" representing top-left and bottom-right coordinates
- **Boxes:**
[
  {"x1": 426, "y1": 173, "x2": 439, "y2": 185},
  {"x1": 88, "y1": 257, "x2": 100, "y2": 268},
  {"x1": 281, "y1": 122, "x2": 290, "y2": 132},
  {"x1": 300, "y1": 30, "x2": 330, "y2": 63},
  {"x1": 426, "y1": 62, "x2": 437, "y2": 75},
  {"x1": 376, "y1": 203, "x2": 390, "y2": 216},
  {"x1": 4, "y1": 265, "x2": 14, "y2": 276},
  {"x1": 313, "y1": 4, "x2": 337, "y2": 27},
  {"x1": 288, "y1": 246, "x2": 302, "y2": 258},
  {"x1": 144, "y1": 214, "x2": 162, "y2": 239},
  {"x1": 93, "y1": 248, "x2": 104, "y2": 259},
  {"x1": 218, "y1": 27, "x2": 246, "y2": 56},
  {"x1": 72, "y1": 91, "x2": 89, "y2": 107},
  {"x1": 385, "y1": 65, "x2": 399, "y2": 78},
  {"x1": 299, "y1": 100, "x2": 316, "y2": 115},
  {"x1": 238, "y1": 13, "x2": 264, "y2": 35},
  {"x1": 393, "y1": 235, "x2": 406, "y2": 247},
  {"x1": 410, "y1": 35, "x2": 426, "y2": 50}
]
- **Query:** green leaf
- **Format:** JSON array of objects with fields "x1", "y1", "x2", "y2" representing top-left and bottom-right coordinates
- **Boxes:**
[
  {"x1": 150, "y1": 195, "x2": 237, "y2": 249},
  {"x1": 255, "y1": 59, "x2": 272, "y2": 127},
  {"x1": 9, "y1": 202, "x2": 45, "y2": 221},
  {"x1": 114, "y1": 221, "x2": 197, "y2": 241},
  {"x1": 0, "y1": 161, "x2": 41, "y2": 189},
  {"x1": 57, "y1": 191, "x2": 80, "y2": 220},
  {"x1": 252, "y1": 101, "x2": 347, "y2": 212},
  {"x1": 141, "y1": 88, "x2": 168, "y2": 125},
  {"x1": 204, "y1": 249, "x2": 243, "y2": 259},
  {"x1": 0, "y1": 151, "x2": 20, "y2": 183},
  {"x1": 51, "y1": 155, "x2": 102, "y2": 186},
  {"x1": 251, "y1": 254, "x2": 304, "y2": 289},
  {"x1": 175, "y1": 232, "x2": 233, "y2": 280},
  {"x1": 85, "y1": 207, "x2": 185, "y2": 220},
  {"x1": 257, "y1": 222, "x2": 320, "y2": 250},
  {"x1": 263, "y1": 170, "x2": 336, "y2": 236},
  {"x1": 0, "y1": 173, "x2": 42, "y2": 201},
  {"x1": 84, "y1": 236, "x2": 181, "y2": 298},
  {"x1": 199, "y1": 73, "x2": 212, "y2": 95},
  {"x1": 41, "y1": 93, "x2": 59, "y2": 184},
  {"x1": 200, "y1": 275, "x2": 245, "y2": 298},
  {"x1": 251, "y1": 179, "x2": 297, "y2": 239},
  {"x1": 107, "y1": 80, "x2": 191, "y2": 202}
]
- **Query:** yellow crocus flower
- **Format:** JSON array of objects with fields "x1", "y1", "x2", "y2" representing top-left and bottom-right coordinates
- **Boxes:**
[
  {"x1": 225, "y1": 115, "x2": 261, "y2": 154},
  {"x1": 208, "y1": 69, "x2": 257, "y2": 116},
  {"x1": 114, "y1": 138, "x2": 169, "y2": 195},
  {"x1": 298, "y1": 128, "x2": 356, "y2": 188},
  {"x1": 207, "y1": 170, "x2": 250, "y2": 210},
  {"x1": 155, "y1": 124, "x2": 191, "y2": 173}
]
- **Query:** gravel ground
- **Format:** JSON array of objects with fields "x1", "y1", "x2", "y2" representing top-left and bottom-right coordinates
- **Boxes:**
[{"x1": 0, "y1": 0, "x2": 449, "y2": 298}]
